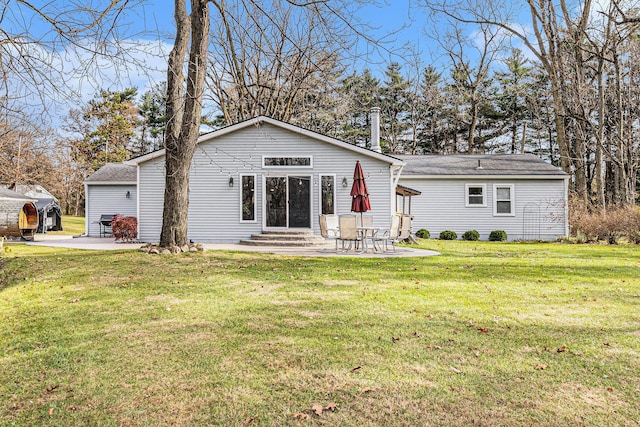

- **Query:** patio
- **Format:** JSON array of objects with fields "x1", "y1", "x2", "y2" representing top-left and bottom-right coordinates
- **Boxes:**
[{"x1": 24, "y1": 235, "x2": 439, "y2": 258}]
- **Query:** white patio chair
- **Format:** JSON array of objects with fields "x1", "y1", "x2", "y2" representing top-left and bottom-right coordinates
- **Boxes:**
[
  {"x1": 319, "y1": 214, "x2": 340, "y2": 250},
  {"x1": 337, "y1": 215, "x2": 360, "y2": 251},
  {"x1": 374, "y1": 214, "x2": 401, "y2": 252}
]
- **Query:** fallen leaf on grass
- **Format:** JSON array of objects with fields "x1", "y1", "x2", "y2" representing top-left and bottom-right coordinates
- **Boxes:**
[
  {"x1": 391, "y1": 337, "x2": 400, "y2": 343},
  {"x1": 450, "y1": 366, "x2": 463, "y2": 374},
  {"x1": 292, "y1": 413, "x2": 309, "y2": 420},
  {"x1": 243, "y1": 417, "x2": 255, "y2": 425},
  {"x1": 351, "y1": 366, "x2": 362, "y2": 372},
  {"x1": 48, "y1": 408, "x2": 54, "y2": 417},
  {"x1": 535, "y1": 364, "x2": 548, "y2": 370},
  {"x1": 557, "y1": 345, "x2": 566, "y2": 353},
  {"x1": 603, "y1": 342, "x2": 612, "y2": 347},
  {"x1": 325, "y1": 402, "x2": 338, "y2": 411},
  {"x1": 312, "y1": 403, "x2": 323, "y2": 416},
  {"x1": 477, "y1": 327, "x2": 489, "y2": 334}
]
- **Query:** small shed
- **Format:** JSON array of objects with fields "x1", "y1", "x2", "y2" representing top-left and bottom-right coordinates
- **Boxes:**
[
  {"x1": 0, "y1": 188, "x2": 39, "y2": 240},
  {"x1": 84, "y1": 163, "x2": 137, "y2": 237}
]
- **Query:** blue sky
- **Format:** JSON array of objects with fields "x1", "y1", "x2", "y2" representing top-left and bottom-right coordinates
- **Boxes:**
[{"x1": 6, "y1": 0, "x2": 506, "y2": 127}]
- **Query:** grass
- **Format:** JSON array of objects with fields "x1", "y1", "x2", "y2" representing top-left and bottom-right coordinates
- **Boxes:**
[
  {"x1": 1, "y1": 240, "x2": 639, "y2": 426},
  {"x1": 45, "y1": 216, "x2": 85, "y2": 237}
]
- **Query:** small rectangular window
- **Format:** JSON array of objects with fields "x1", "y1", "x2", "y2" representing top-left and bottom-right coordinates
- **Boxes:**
[
  {"x1": 241, "y1": 175, "x2": 256, "y2": 222},
  {"x1": 465, "y1": 184, "x2": 486, "y2": 207},
  {"x1": 263, "y1": 156, "x2": 312, "y2": 167},
  {"x1": 494, "y1": 184, "x2": 515, "y2": 216}
]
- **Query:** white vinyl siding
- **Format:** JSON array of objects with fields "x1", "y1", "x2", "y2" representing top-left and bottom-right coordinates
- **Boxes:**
[
  {"x1": 398, "y1": 178, "x2": 567, "y2": 241},
  {"x1": 85, "y1": 184, "x2": 137, "y2": 237},
  {"x1": 136, "y1": 123, "x2": 395, "y2": 243}
]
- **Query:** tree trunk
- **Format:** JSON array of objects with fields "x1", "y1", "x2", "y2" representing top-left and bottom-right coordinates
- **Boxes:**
[{"x1": 160, "y1": 0, "x2": 210, "y2": 247}]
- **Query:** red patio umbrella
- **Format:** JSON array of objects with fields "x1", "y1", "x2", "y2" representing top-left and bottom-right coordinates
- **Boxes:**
[{"x1": 350, "y1": 160, "x2": 371, "y2": 215}]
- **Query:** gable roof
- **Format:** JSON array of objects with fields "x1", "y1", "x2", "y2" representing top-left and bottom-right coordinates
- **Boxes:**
[
  {"x1": 127, "y1": 116, "x2": 404, "y2": 167},
  {"x1": 85, "y1": 163, "x2": 137, "y2": 184},
  {"x1": 0, "y1": 187, "x2": 35, "y2": 201},
  {"x1": 396, "y1": 154, "x2": 568, "y2": 179}
]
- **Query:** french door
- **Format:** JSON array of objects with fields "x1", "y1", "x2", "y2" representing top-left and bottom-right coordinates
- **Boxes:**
[{"x1": 264, "y1": 175, "x2": 311, "y2": 229}]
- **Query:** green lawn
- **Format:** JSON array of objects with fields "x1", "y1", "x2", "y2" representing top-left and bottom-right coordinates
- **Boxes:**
[
  {"x1": 1, "y1": 241, "x2": 639, "y2": 426},
  {"x1": 45, "y1": 216, "x2": 85, "y2": 237}
]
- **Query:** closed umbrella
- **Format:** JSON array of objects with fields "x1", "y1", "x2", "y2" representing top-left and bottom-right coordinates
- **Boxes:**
[{"x1": 350, "y1": 160, "x2": 371, "y2": 215}]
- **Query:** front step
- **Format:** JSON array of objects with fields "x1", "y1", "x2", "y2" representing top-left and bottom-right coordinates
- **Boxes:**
[{"x1": 239, "y1": 231, "x2": 332, "y2": 247}]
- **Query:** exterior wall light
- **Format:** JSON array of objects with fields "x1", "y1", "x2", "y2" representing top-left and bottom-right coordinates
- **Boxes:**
[
  {"x1": 229, "y1": 177, "x2": 234, "y2": 187},
  {"x1": 126, "y1": 191, "x2": 131, "y2": 199},
  {"x1": 342, "y1": 177, "x2": 348, "y2": 188}
]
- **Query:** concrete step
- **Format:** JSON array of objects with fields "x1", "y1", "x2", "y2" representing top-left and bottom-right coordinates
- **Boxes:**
[
  {"x1": 239, "y1": 231, "x2": 332, "y2": 247},
  {"x1": 249, "y1": 233, "x2": 326, "y2": 242},
  {"x1": 238, "y1": 239, "x2": 332, "y2": 247}
]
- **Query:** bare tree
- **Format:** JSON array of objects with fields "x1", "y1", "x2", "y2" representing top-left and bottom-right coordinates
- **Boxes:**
[
  {"x1": 160, "y1": 0, "x2": 391, "y2": 247},
  {"x1": 0, "y1": 0, "x2": 144, "y2": 117}
]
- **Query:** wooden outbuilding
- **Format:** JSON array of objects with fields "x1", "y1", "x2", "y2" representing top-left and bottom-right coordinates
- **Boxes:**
[{"x1": 0, "y1": 188, "x2": 39, "y2": 240}]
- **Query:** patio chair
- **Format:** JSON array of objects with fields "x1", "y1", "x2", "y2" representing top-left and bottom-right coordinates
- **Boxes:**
[
  {"x1": 399, "y1": 215, "x2": 412, "y2": 242},
  {"x1": 337, "y1": 215, "x2": 360, "y2": 251},
  {"x1": 319, "y1": 215, "x2": 340, "y2": 250},
  {"x1": 374, "y1": 214, "x2": 401, "y2": 252}
]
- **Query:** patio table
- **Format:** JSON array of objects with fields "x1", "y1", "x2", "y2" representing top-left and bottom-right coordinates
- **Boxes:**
[{"x1": 357, "y1": 226, "x2": 383, "y2": 253}]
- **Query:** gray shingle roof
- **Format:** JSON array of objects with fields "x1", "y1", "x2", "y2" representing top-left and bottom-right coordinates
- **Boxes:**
[
  {"x1": 395, "y1": 154, "x2": 567, "y2": 176},
  {"x1": 0, "y1": 187, "x2": 34, "y2": 200},
  {"x1": 85, "y1": 163, "x2": 137, "y2": 183}
]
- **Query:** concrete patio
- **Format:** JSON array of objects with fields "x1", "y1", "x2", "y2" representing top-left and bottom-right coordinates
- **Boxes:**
[{"x1": 24, "y1": 235, "x2": 439, "y2": 258}]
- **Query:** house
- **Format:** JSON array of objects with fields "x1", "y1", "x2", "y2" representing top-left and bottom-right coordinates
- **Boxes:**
[
  {"x1": 396, "y1": 154, "x2": 569, "y2": 241},
  {"x1": 84, "y1": 163, "x2": 137, "y2": 237},
  {"x1": 85, "y1": 112, "x2": 569, "y2": 243},
  {"x1": 125, "y1": 115, "x2": 404, "y2": 243}
]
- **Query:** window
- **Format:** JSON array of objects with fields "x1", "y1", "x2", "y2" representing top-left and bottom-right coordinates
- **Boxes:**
[
  {"x1": 241, "y1": 174, "x2": 256, "y2": 222},
  {"x1": 493, "y1": 184, "x2": 515, "y2": 216},
  {"x1": 465, "y1": 184, "x2": 486, "y2": 207},
  {"x1": 263, "y1": 156, "x2": 312, "y2": 167},
  {"x1": 320, "y1": 175, "x2": 336, "y2": 215}
]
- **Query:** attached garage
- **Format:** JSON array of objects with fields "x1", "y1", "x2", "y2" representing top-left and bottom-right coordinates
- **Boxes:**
[{"x1": 84, "y1": 163, "x2": 137, "y2": 237}]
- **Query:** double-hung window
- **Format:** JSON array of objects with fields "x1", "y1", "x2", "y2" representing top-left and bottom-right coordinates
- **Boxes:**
[
  {"x1": 465, "y1": 184, "x2": 486, "y2": 207},
  {"x1": 493, "y1": 184, "x2": 515, "y2": 216}
]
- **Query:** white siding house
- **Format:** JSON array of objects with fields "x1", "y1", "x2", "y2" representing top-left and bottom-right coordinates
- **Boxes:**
[
  {"x1": 86, "y1": 116, "x2": 570, "y2": 243},
  {"x1": 396, "y1": 155, "x2": 569, "y2": 241},
  {"x1": 127, "y1": 116, "x2": 404, "y2": 243},
  {"x1": 84, "y1": 163, "x2": 137, "y2": 237}
]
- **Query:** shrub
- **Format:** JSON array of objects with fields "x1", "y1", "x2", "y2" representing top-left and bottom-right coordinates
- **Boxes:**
[
  {"x1": 415, "y1": 229, "x2": 430, "y2": 239},
  {"x1": 489, "y1": 230, "x2": 507, "y2": 242},
  {"x1": 439, "y1": 230, "x2": 457, "y2": 240},
  {"x1": 462, "y1": 230, "x2": 480, "y2": 241},
  {"x1": 111, "y1": 214, "x2": 138, "y2": 242},
  {"x1": 569, "y1": 199, "x2": 640, "y2": 244}
]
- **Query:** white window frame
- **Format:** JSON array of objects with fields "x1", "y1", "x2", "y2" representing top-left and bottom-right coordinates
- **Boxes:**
[
  {"x1": 493, "y1": 184, "x2": 515, "y2": 216},
  {"x1": 319, "y1": 174, "x2": 336, "y2": 215},
  {"x1": 262, "y1": 155, "x2": 313, "y2": 168},
  {"x1": 465, "y1": 183, "x2": 487, "y2": 207},
  {"x1": 239, "y1": 173, "x2": 257, "y2": 223}
]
